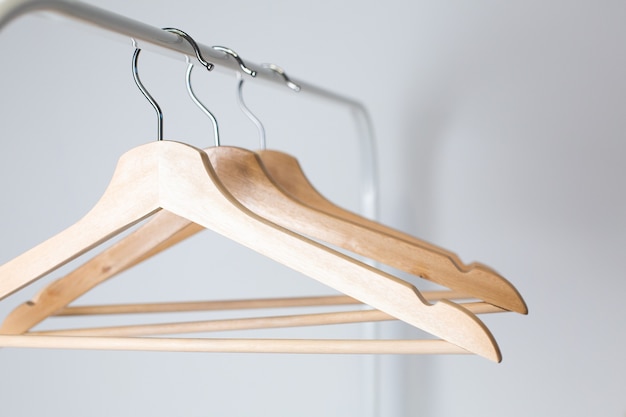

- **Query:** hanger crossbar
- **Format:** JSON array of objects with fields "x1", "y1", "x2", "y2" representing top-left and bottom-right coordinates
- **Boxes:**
[
  {"x1": 53, "y1": 290, "x2": 474, "y2": 316},
  {"x1": 34, "y1": 303, "x2": 505, "y2": 338},
  {"x1": 0, "y1": 335, "x2": 472, "y2": 355}
]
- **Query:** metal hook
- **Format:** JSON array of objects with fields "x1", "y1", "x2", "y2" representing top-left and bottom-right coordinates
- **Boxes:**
[
  {"x1": 162, "y1": 27, "x2": 215, "y2": 71},
  {"x1": 233, "y1": 62, "x2": 300, "y2": 149},
  {"x1": 132, "y1": 43, "x2": 163, "y2": 141},
  {"x1": 213, "y1": 45, "x2": 256, "y2": 77},
  {"x1": 185, "y1": 46, "x2": 258, "y2": 147},
  {"x1": 236, "y1": 72, "x2": 266, "y2": 149},
  {"x1": 186, "y1": 61, "x2": 220, "y2": 146},
  {"x1": 132, "y1": 29, "x2": 214, "y2": 141},
  {"x1": 262, "y1": 63, "x2": 301, "y2": 92}
]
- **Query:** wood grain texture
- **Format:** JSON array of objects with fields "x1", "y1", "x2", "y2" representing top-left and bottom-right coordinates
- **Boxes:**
[
  {"x1": 259, "y1": 149, "x2": 527, "y2": 315},
  {"x1": 0, "y1": 141, "x2": 501, "y2": 361},
  {"x1": 2, "y1": 146, "x2": 524, "y2": 336},
  {"x1": 0, "y1": 144, "x2": 162, "y2": 301}
]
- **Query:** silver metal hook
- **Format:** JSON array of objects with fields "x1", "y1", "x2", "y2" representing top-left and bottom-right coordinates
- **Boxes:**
[
  {"x1": 236, "y1": 72, "x2": 266, "y2": 149},
  {"x1": 213, "y1": 45, "x2": 256, "y2": 77},
  {"x1": 162, "y1": 27, "x2": 214, "y2": 71},
  {"x1": 132, "y1": 29, "x2": 214, "y2": 141},
  {"x1": 132, "y1": 43, "x2": 163, "y2": 141},
  {"x1": 262, "y1": 63, "x2": 301, "y2": 92},
  {"x1": 186, "y1": 61, "x2": 220, "y2": 147},
  {"x1": 185, "y1": 46, "x2": 258, "y2": 147}
]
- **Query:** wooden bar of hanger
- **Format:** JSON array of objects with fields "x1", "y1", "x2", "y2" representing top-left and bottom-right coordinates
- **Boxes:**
[
  {"x1": 29, "y1": 303, "x2": 503, "y2": 337},
  {"x1": 32, "y1": 310, "x2": 402, "y2": 337},
  {"x1": 53, "y1": 291, "x2": 472, "y2": 316},
  {"x1": 0, "y1": 335, "x2": 472, "y2": 355},
  {"x1": 0, "y1": 141, "x2": 501, "y2": 361},
  {"x1": 57, "y1": 301, "x2": 501, "y2": 317},
  {"x1": 55, "y1": 295, "x2": 366, "y2": 316}
]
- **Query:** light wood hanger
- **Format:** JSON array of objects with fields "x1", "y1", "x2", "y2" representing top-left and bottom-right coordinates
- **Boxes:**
[
  {"x1": 147, "y1": 58, "x2": 526, "y2": 315},
  {"x1": 0, "y1": 69, "x2": 524, "y2": 347},
  {"x1": 258, "y1": 149, "x2": 526, "y2": 308},
  {"x1": 2, "y1": 57, "x2": 526, "y2": 336},
  {"x1": 248, "y1": 67, "x2": 526, "y2": 314},
  {"x1": 0, "y1": 35, "x2": 516, "y2": 361},
  {"x1": 0, "y1": 140, "x2": 501, "y2": 361}
]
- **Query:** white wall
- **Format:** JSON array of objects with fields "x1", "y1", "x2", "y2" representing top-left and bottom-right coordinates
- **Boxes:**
[
  {"x1": 403, "y1": 3, "x2": 626, "y2": 415},
  {"x1": 0, "y1": 1, "x2": 624, "y2": 416}
]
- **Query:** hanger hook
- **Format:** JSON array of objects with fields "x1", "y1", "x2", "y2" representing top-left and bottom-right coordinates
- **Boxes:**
[
  {"x1": 234, "y1": 63, "x2": 300, "y2": 149},
  {"x1": 262, "y1": 63, "x2": 301, "y2": 92},
  {"x1": 162, "y1": 27, "x2": 215, "y2": 71},
  {"x1": 186, "y1": 45, "x2": 259, "y2": 147},
  {"x1": 131, "y1": 29, "x2": 214, "y2": 141},
  {"x1": 186, "y1": 62, "x2": 220, "y2": 147},
  {"x1": 132, "y1": 44, "x2": 164, "y2": 141},
  {"x1": 213, "y1": 45, "x2": 257, "y2": 77},
  {"x1": 236, "y1": 71, "x2": 266, "y2": 150}
]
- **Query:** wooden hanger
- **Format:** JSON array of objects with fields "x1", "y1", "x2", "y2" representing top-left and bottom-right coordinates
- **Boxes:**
[
  {"x1": 0, "y1": 37, "x2": 517, "y2": 361},
  {"x1": 0, "y1": 139, "x2": 501, "y2": 360},
  {"x1": 2, "y1": 55, "x2": 525, "y2": 333},
  {"x1": 0, "y1": 88, "x2": 525, "y2": 345},
  {"x1": 258, "y1": 149, "x2": 526, "y2": 312},
  {"x1": 0, "y1": 145, "x2": 521, "y2": 335},
  {"x1": 180, "y1": 59, "x2": 524, "y2": 314}
]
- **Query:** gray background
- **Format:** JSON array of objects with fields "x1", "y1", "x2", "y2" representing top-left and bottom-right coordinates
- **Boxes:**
[{"x1": 0, "y1": 1, "x2": 624, "y2": 416}]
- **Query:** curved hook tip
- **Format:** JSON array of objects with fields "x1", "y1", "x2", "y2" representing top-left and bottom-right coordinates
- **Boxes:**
[
  {"x1": 262, "y1": 63, "x2": 301, "y2": 92},
  {"x1": 213, "y1": 45, "x2": 256, "y2": 77},
  {"x1": 162, "y1": 27, "x2": 215, "y2": 71}
]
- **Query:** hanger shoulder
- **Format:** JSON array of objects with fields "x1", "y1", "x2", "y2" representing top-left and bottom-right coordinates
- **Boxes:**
[
  {"x1": 1, "y1": 141, "x2": 500, "y2": 359},
  {"x1": 0, "y1": 145, "x2": 162, "y2": 302},
  {"x1": 258, "y1": 149, "x2": 527, "y2": 315},
  {"x1": 11, "y1": 146, "x2": 524, "y2": 326},
  {"x1": 157, "y1": 141, "x2": 500, "y2": 361}
]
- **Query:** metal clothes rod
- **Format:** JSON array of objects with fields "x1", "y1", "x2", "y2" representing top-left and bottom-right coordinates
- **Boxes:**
[{"x1": 0, "y1": 0, "x2": 379, "y2": 219}]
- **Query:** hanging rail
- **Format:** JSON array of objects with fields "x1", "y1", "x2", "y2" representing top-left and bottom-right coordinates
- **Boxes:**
[{"x1": 0, "y1": 0, "x2": 379, "y2": 218}]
